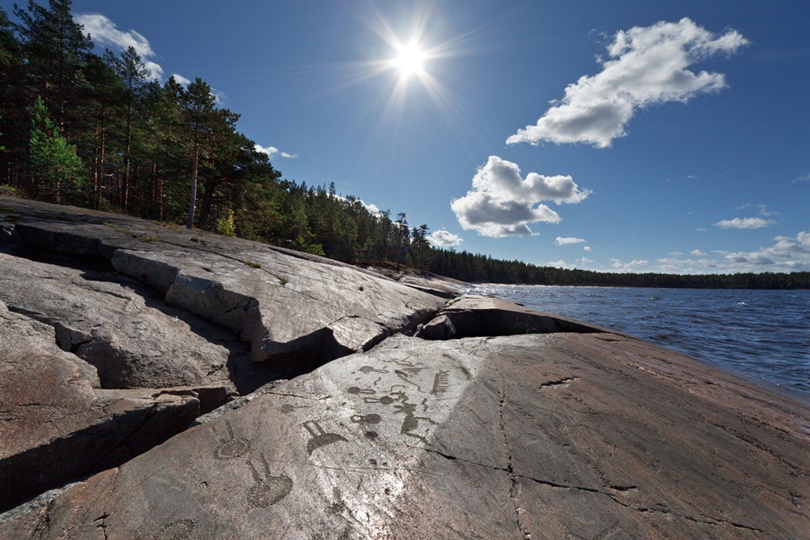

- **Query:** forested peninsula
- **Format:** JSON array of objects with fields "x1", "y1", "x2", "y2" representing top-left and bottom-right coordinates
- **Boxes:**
[{"x1": 1, "y1": 1, "x2": 808, "y2": 290}]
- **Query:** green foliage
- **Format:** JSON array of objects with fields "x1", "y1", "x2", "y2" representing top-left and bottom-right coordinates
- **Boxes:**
[
  {"x1": 215, "y1": 209, "x2": 236, "y2": 237},
  {"x1": 29, "y1": 95, "x2": 87, "y2": 204}
]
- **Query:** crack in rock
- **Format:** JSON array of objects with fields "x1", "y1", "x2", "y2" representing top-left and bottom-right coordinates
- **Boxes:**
[
  {"x1": 495, "y1": 369, "x2": 532, "y2": 540},
  {"x1": 538, "y1": 376, "x2": 579, "y2": 389}
]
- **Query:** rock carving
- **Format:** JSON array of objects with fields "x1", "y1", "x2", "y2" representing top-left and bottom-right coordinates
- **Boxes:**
[
  {"x1": 302, "y1": 420, "x2": 347, "y2": 455},
  {"x1": 247, "y1": 454, "x2": 293, "y2": 508},
  {"x1": 213, "y1": 420, "x2": 250, "y2": 460}
]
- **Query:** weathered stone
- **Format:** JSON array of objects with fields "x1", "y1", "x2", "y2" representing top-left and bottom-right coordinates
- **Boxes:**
[
  {"x1": 418, "y1": 294, "x2": 611, "y2": 339},
  {"x1": 0, "y1": 302, "x2": 200, "y2": 512},
  {"x1": 4, "y1": 332, "x2": 807, "y2": 538},
  {"x1": 0, "y1": 252, "x2": 240, "y2": 390},
  {"x1": 0, "y1": 199, "x2": 446, "y2": 367}
]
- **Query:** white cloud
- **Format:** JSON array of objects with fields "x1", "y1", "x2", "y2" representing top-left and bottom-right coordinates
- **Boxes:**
[
  {"x1": 255, "y1": 144, "x2": 298, "y2": 160},
  {"x1": 451, "y1": 156, "x2": 591, "y2": 237},
  {"x1": 714, "y1": 217, "x2": 774, "y2": 230},
  {"x1": 691, "y1": 249, "x2": 706, "y2": 256},
  {"x1": 427, "y1": 230, "x2": 463, "y2": 248},
  {"x1": 555, "y1": 236, "x2": 587, "y2": 246},
  {"x1": 583, "y1": 246, "x2": 592, "y2": 252},
  {"x1": 792, "y1": 172, "x2": 810, "y2": 183},
  {"x1": 74, "y1": 13, "x2": 164, "y2": 81},
  {"x1": 735, "y1": 203, "x2": 778, "y2": 217},
  {"x1": 171, "y1": 74, "x2": 191, "y2": 87},
  {"x1": 720, "y1": 231, "x2": 810, "y2": 271},
  {"x1": 610, "y1": 258, "x2": 649, "y2": 272},
  {"x1": 506, "y1": 18, "x2": 747, "y2": 148}
]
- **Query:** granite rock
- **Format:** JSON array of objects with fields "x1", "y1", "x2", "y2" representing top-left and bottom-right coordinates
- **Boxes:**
[{"x1": 3, "y1": 332, "x2": 807, "y2": 538}]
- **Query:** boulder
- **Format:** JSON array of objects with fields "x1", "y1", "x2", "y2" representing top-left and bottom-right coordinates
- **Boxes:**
[
  {"x1": 0, "y1": 302, "x2": 200, "y2": 512},
  {"x1": 3, "y1": 332, "x2": 807, "y2": 538},
  {"x1": 417, "y1": 294, "x2": 611, "y2": 339}
]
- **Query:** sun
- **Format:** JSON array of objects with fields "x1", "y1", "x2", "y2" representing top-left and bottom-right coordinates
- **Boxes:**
[{"x1": 393, "y1": 41, "x2": 426, "y2": 79}]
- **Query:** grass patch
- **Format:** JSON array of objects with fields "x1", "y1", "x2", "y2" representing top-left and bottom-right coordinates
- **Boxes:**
[{"x1": 242, "y1": 259, "x2": 262, "y2": 269}]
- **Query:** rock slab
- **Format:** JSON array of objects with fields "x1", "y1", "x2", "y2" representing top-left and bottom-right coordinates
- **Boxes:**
[{"x1": 3, "y1": 331, "x2": 808, "y2": 539}]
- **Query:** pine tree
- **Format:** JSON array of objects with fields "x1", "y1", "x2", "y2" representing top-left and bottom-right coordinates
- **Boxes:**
[{"x1": 29, "y1": 95, "x2": 87, "y2": 204}]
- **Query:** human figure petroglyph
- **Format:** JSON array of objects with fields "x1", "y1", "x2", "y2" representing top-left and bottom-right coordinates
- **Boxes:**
[
  {"x1": 247, "y1": 453, "x2": 293, "y2": 508},
  {"x1": 212, "y1": 420, "x2": 250, "y2": 460},
  {"x1": 302, "y1": 420, "x2": 347, "y2": 455},
  {"x1": 393, "y1": 401, "x2": 437, "y2": 445}
]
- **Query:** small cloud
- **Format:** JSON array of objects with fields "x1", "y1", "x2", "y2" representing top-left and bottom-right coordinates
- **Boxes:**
[
  {"x1": 687, "y1": 174, "x2": 699, "y2": 180},
  {"x1": 792, "y1": 172, "x2": 810, "y2": 183},
  {"x1": 546, "y1": 259, "x2": 572, "y2": 269},
  {"x1": 669, "y1": 251, "x2": 684, "y2": 256},
  {"x1": 75, "y1": 13, "x2": 164, "y2": 80},
  {"x1": 610, "y1": 258, "x2": 649, "y2": 272},
  {"x1": 714, "y1": 217, "x2": 775, "y2": 230},
  {"x1": 555, "y1": 236, "x2": 587, "y2": 246},
  {"x1": 451, "y1": 156, "x2": 590, "y2": 238},
  {"x1": 583, "y1": 246, "x2": 592, "y2": 252},
  {"x1": 171, "y1": 74, "x2": 191, "y2": 87},
  {"x1": 691, "y1": 249, "x2": 706, "y2": 256},
  {"x1": 255, "y1": 144, "x2": 298, "y2": 159},
  {"x1": 427, "y1": 230, "x2": 463, "y2": 248},
  {"x1": 506, "y1": 18, "x2": 747, "y2": 148}
]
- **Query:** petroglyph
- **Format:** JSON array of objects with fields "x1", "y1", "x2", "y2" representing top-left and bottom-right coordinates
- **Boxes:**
[
  {"x1": 247, "y1": 453, "x2": 293, "y2": 508},
  {"x1": 212, "y1": 420, "x2": 250, "y2": 460},
  {"x1": 394, "y1": 401, "x2": 438, "y2": 445},
  {"x1": 347, "y1": 386, "x2": 375, "y2": 395},
  {"x1": 351, "y1": 414, "x2": 382, "y2": 425},
  {"x1": 302, "y1": 420, "x2": 347, "y2": 455},
  {"x1": 431, "y1": 370, "x2": 450, "y2": 395},
  {"x1": 358, "y1": 366, "x2": 388, "y2": 374}
]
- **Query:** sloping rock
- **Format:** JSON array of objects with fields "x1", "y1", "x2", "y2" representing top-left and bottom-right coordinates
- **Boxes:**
[
  {"x1": 4, "y1": 332, "x2": 807, "y2": 538},
  {"x1": 0, "y1": 252, "x2": 237, "y2": 390},
  {"x1": 0, "y1": 302, "x2": 200, "y2": 512},
  {"x1": 417, "y1": 294, "x2": 611, "y2": 339},
  {"x1": 0, "y1": 198, "x2": 446, "y2": 369}
]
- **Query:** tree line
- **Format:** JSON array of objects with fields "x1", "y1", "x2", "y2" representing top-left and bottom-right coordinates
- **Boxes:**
[{"x1": 1, "y1": 1, "x2": 807, "y2": 290}]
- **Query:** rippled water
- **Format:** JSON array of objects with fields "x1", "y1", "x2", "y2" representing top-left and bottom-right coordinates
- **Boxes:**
[{"x1": 464, "y1": 285, "x2": 810, "y2": 398}]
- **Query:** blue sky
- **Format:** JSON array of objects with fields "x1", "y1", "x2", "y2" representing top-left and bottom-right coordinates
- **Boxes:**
[{"x1": 10, "y1": 0, "x2": 810, "y2": 273}]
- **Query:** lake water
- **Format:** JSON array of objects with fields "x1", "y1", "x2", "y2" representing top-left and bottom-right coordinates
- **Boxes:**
[{"x1": 462, "y1": 285, "x2": 810, "y2": 399}]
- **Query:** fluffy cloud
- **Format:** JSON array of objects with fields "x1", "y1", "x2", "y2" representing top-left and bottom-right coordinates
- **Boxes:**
[
  {"x1": 427, "y1": 230, "x2": 463, "y2": 248},
  {"x1": 555, "y1": 236, "x2": 586, "y2": 246},
  {"x1": 654, "y1": 231, "x2": 810, "y2": 273},
  {"x1": 610, "y1": 258, "x2": 649, "y2": 272},
  {"x1": 171, "y1": 74, "x2": 192, "y2": 87},
  {"x1": 506, "y1": 18, "x2": 747, "y2": 148},
  {"x1": 74, "y1": 14, "x2": 164, "y2": 80},
  {"x1": 255, "y1": 144, "x2": 298, "y2": 160},
  {"x1": 714, "y1": 217, "x2": 774, "y2": 229},
  {"x1": 583, "y1": 246, "x2": 592, "y2": 252},
  {"x1": 451, "y1": 156, "x2": 590, "y2": 237},
  {"x1": 721, "y1": 231, "x2": 810, "y2": 271}
]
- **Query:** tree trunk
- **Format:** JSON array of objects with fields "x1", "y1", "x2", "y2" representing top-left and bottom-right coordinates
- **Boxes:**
[{"x1": 186, "y1": 142, "x2": 199, "y2": 229}]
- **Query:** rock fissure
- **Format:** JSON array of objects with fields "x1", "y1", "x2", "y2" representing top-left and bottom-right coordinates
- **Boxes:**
[
  {"x1": 538, "y1": 376, "x2": 579, "y2": 389},
  {"x1": 495, "y1": 368, "x2": 532, "y2": 540}
]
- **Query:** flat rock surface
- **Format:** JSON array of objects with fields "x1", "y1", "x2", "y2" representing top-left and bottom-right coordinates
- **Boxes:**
[
  {"x1": 4, "y1": 332, "x2": 808, "y2": 539},
  {"x1": 0, "y1": 302, "x2": 200, "y2": 511},
  {"x1": 0, "y1": 198, "x2": 447, "y2": 368}
]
